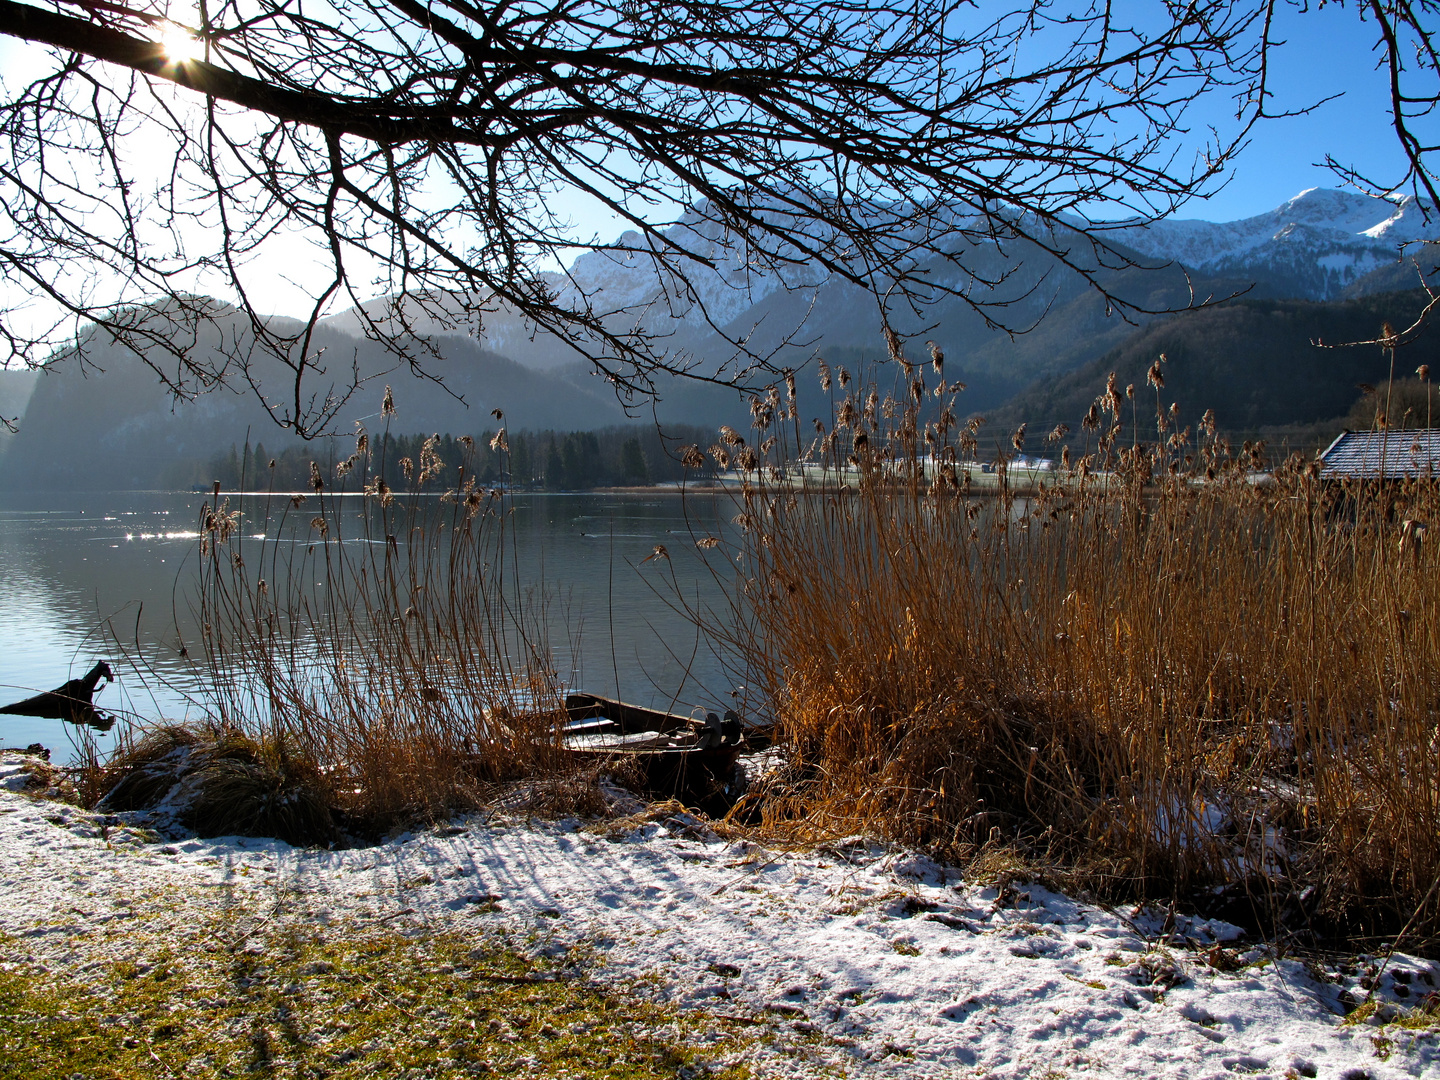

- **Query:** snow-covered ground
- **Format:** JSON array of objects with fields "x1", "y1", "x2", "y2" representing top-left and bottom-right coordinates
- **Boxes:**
[{"x1": 2, "y1": 751, "x2": 1438, "y2": 1079}]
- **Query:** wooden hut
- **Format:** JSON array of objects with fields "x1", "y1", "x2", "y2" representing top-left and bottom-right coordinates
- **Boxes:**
[{"x1": 1319, "y1": 429, "x2": 1440, "y2": 480}]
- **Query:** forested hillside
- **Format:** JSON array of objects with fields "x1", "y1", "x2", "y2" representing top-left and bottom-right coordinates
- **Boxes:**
[{"x1": 988, "y1": 290, "x2": 1440, "y2": 453}]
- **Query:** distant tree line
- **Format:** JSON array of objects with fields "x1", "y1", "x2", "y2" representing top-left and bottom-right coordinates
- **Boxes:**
[{"x1": 206, "y1": 424, "x2": 719, "y2": 492}]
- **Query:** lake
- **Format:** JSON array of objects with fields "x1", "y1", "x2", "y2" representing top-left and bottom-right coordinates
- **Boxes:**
[{"x1": 0, "y1": 489, "x2": 745, "y2": 762}]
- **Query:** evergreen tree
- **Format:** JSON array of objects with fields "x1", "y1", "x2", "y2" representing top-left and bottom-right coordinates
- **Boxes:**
[
  {"x1": 220, "y1": 444, "x2": 240, "y2": 488},
  {"x1": 545, "y1": 437, "x2": 565, "y2": 490},
  {"x1": 581, "y1": 433, "x2": 603, "y2": 486},
  {"x1": 619, "y1": 437, "x2": 648, "y2": 483},
  {"x1": 561, "y1": 434, "x2": 583, "y2": 489},
  {"x1": 511, "y1": 433, "x2": 531, "y2": 488}
]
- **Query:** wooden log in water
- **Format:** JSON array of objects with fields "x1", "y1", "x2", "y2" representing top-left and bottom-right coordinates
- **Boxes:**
[{"x1": 0, "y1": 661, "x2": 115, "y2": 731}]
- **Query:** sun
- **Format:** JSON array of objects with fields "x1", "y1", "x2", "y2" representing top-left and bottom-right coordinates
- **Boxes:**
[{"x1": 158, "y1": 23, "x2": 203, "y2": 64}]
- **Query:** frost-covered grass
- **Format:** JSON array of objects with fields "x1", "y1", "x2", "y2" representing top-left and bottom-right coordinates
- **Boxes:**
[
  {"x1": 6, "y1": 768, "x2": 1440, "y2": 1080},
  {"x1": 0, "y1": 928, "x2": 755, "y2": 1079}
]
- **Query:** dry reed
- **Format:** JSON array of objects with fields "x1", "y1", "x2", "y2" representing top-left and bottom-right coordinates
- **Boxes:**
[
  {"x1": 173, "y1": 415, "x2": 566, "y2": 835},
  {"x1": 701, "y1": 354, "x2": 1440, "y2": 941}
]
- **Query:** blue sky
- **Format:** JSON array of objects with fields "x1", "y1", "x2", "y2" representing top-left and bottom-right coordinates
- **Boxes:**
[
  {"x1": 1176, "y1": 2, "x2": 1419, "y2": 222},
  {"x1": 0, "y1": 1, "x2": 1428, "y2": 329}
]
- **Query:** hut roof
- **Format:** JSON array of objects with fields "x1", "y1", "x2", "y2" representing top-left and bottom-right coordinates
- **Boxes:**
[{"x1": 1319, "y1": 429, "x2": 1440, "y2": 479}]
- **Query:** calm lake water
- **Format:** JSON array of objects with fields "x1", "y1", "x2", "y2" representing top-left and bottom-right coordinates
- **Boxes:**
[{"x1": 0, "y1": 489, "x2": 744, "y2": 762}]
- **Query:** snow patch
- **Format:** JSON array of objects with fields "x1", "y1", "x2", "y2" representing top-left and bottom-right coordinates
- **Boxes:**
[{"x1": 3, "y1": 786, "x2": 1438, "y2": 1077}]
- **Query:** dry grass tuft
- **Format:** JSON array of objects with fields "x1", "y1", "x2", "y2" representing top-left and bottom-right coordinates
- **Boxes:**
[
  {"x1": 100, "y1": 725, "x2": 203, "y2": 811},
  {"x1": 584, "y1": 796, "x2": 721, "y2": 841},
  {"x1": 100, "y1": 724, "x2": 334, "y2": 846},
  {"x1": 182, "y1": 734, "x2": 333, "y2": 844},
  {"x1": 492, "y1": 762, "x2": 650, "y2": 820}
]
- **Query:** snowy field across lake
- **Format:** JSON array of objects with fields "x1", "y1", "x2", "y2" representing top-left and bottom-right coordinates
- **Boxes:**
[{"x1": 2, "y1": 753, "x2": 1438, "y2": 1079}]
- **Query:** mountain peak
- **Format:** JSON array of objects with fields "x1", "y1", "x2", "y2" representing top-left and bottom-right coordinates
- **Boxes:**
[{"x1": 1110, "y1": 187, "x2": 1438, "y2": 298}]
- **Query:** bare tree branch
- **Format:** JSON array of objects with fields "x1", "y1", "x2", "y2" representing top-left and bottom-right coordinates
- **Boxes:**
[{"x1": 0, "y1": 0, "x2": 1428, "y2": 435}]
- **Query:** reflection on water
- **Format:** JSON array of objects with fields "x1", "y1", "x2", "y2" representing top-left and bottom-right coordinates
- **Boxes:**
[{"x1": 0, "y1": 490, "x2": 743, "y2": 763}]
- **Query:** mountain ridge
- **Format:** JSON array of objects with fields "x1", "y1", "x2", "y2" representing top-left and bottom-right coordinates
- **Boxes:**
[
  {"x1": 317, "y1": 188, "x2": 1440, "y2": 400},
  {"x1": 988, "y1": 288, "x2": 1440, "y2": 453},
  {"x1": 0, "y1": 312, "x2": 633, "y2": 491},
  {"x1": 8, "y1": 189, "x2": 1440, "y2": 490}
]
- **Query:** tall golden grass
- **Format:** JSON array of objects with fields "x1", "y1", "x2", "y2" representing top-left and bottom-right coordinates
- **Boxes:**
[
  {"x1": 106, "y1": 360, "x2": 1440, "y2": 939},
  {"x1": 712, "y1": 353, "x2": 1440, "y2": 938},
  {"x1": 183, "y1": 423, "x2": 566, "y2": 833}
]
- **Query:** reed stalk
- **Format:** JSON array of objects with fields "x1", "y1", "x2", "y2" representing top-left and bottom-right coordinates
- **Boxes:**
[
  {"x1": 186, "y1": 423, "x2": 565, "y2": 832},
  {"x1": 698, "y1": 357, "x2": 1440, "y2": 939}
]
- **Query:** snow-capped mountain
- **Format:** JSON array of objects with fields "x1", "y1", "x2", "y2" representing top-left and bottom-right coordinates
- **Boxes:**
[
  {"x1": 1106, "y1": 188, "x2": 1438, "y2": 299},
  {"x1": 327, "y1": 189, "x2": 1440, "y2": 356},
  {"x1": 559, "y1": 212, "x2": 793, "y2": 329},
  {"x1": 313, "y1": 188, "x2": 1440, "y2": 420},
  {"x1": 560, "y1": 187, "x2": 1440, "y2": 321}
]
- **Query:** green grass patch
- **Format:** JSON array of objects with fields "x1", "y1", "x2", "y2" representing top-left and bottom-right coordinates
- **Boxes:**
[
  {"x1": 1387, "y1": 1008, "x2": 1440, "y2": 1032},
  {"x1": 1340, "y1": 996, "x2": 1440, "y2": 1033},
  {"x1": 0, "y1": 928, "x2": 754, "y2": 1078}
]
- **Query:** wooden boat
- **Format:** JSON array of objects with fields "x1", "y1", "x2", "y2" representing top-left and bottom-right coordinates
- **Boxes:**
[
  {"x1": 563, "y1": 692, "x2": 694, "y2": 737},
  {"x1": 564, "y1": 692, "x2": 771, "y2": 746},
  {"x1": 560, "y1": 692, "x2": 767, "y2": 810}
]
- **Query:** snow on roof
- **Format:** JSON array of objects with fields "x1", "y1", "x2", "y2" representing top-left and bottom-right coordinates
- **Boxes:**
[{"x1": 1320, "y1": 429, "x2": 1440, "y2": 479}]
